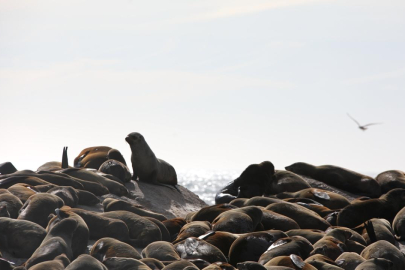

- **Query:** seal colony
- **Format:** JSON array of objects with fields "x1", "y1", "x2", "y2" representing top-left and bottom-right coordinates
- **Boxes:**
[{"x1": 1, "y1": 132, "x2": 405, "y2": 270}]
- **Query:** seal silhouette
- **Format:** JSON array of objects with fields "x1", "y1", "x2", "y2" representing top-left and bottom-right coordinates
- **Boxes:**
[
  {"x1": 126, "y1": 132, "x2": 177, "y2": 186},
  {"x1": 215, "y1": 161, "x2": 275, "y2": 204},
  {"x1": 285, "y1": 162, "x2": 381, "y2": 197}
]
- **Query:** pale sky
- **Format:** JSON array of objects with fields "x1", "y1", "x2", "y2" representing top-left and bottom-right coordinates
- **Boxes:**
[{"x1": 1, "y1": 0, "x2": 405, "y2": 175}]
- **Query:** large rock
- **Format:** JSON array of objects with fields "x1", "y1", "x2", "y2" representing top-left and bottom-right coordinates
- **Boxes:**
[{"x1": 102, "y1": 180, "x2": 208, "y2": 219}]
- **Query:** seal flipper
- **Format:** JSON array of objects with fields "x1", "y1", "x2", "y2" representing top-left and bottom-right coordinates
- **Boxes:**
[
  {"x1": 364, "y1": 220, "x2": 377, "y2": 244},
  {"x1": 62, "y1": 146, "x2": 68, "y2": 169}
]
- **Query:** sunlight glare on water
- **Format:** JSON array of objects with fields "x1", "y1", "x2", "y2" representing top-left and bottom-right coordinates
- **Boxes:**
[{"x1": 178, "y1": 169, "x2": 239, "y2": 205}]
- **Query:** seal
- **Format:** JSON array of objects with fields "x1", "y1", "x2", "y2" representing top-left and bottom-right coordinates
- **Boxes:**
[
  {"x1": 0, "y1": 162, "x2": 17, "y2": 175},
  {"x1": 24, "y1": 217, "x2": 79, "y2": 269},
  {"x1": 162, "y1": 218, "x2": 187, "y2": 241},
  {"x1": 0, "y1": 189, "x2": 23, "y2": 218},
  {"x1": 285, "y1": 162, "x2": 381, "y2": 197},
  {"x1": 125, "y1": 132, "x2": 177, "y2": 185},
  {"x1": 276, "y1": 188, "x2": 350, "y2": 210},
  {"x1": 162, "y1": 260, "x2": 199, "y2": 270},
  {"x1": 27, "y1": 254, "x2": 70, "y2": 270},
  {"x1": 354, "y1": 218, "x2": 396, "y2": 245},
  {"x1": 304, "y1": 254, "x2": 342, "y2": 270},
  {"x1": 212, "y1": 206, "x2": 263, "y2": 234},
  {"x1": 91, "y1": 237, "x2": 142, "y2": 261},
  {"x1": 354, "y1": 258, "x2": 394, "y2": 270},
  {"x1": 68, "y1": 208, "x2": 131, "y2": 242},
  {"x1": 286, "y1": 229, "x2": 325, "y2": 245},
  {"x1": 17, "y1": 193, "x2": 64, "y2": 228},
  {"x1": 335, "y1": 252, "x2": 365, "y2": 270},
  {"x1": 264, "y1": 170, "x2": 311, "y2": 196},
  {"x1": 190, "y1": 203, "x2": 238, "y2": 223},
  {"x1": 258, "y1": 236, "x2": 314, "y2": 265},
  {"x1": 198, "y1": 231, "x2": 238, "y2": 259},
  {"x1": 360, "y1": 240, "x2": 405, "y2": 270},
  {"x1": 263, "y1": 254, "x2": 317, "y2": 269},
  {"x1": 140, "y1": 258, "x2": 165, "y2": 270},
  {"x1": 260, "y1": 208, "x2": 300, "y2": 231},
  {"x1": 103, "y1": 198, "x2": 167, "y2": 221},
  {"x1": 64, "y1": 254, "x2": 108, "y2": 270},
  {"x1": 101, "y1": 210, "x2": 163, "y2": 248},
  {"x1": 215, "y1": 161, "x2": 275, "y2": 204},
  {"x1": 0, "y1": 217, "x2": 46, "y2": 258},
  {"x1": 266, "y1": 201, "x2": 331, "y2": 230},
  {"x1": 376, "y1": 170, "x2": 405, "y2": 194},
  {"x1": 228, "y1": 230, "x2": 287, "y2": 266},
  {"x1": 74, "y1": 146, "x2": 127, "y2": 169},
  {"x1": 173, "y1": 221, "x2": 211, "y2": 243},
  {"x1": 337, "y1": 188, "x2": 405, "y2": 228},
  {"x1": 99, "y1": 159, "x2": 132, "y2": 183},
  {"x1": 47, "y1": 206, "x2": 90, "y2": 259},
  {"x1": 7, "y1": 183, "x2": 37, "y2": 203},
  {"x1": 104, "y1": 257, "x2": 152, "y2": 270},
  {"x1": 58, "y1": 168, "x2": 128, "y2": 196},
  {"x1": 141, "y1": 241, "x2": 180, "y2": 262},
  {"x1": 392, "y1": 206, "x2": 405, "y2": 240},
  {"x1": 174, "y1": 237, "x2": 227, "y2": 263}
]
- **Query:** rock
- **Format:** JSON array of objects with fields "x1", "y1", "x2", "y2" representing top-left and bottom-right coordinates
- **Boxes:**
[{"x1": 102, "y1": 180, "x2": 208, "y2": 219}]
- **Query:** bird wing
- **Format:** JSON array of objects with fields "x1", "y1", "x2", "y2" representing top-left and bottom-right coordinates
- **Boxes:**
[
  {"x1": 347, "y1": 113, "x2": 361, "y2": 126},
  {"x1": 363, "y1": 123, "x2": 383, "y2": 127}
]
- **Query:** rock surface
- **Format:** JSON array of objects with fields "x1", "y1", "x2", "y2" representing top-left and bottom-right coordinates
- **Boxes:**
[{"x1": 102, "y1": 180, "x2": 209, "y2": 219}]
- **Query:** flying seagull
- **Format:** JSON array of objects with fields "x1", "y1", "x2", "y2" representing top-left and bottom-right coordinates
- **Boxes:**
[{"x1": 347, "y1": 113, "x2": 382, "y2": 131}]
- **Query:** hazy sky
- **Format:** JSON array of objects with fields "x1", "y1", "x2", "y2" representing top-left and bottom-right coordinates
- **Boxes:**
[{"x1": 1, "y1": 0, "x2": 404, "y2": 175}]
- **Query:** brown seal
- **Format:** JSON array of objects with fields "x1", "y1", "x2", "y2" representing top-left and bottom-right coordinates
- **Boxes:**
[
  {"x1": 265, "y1": 170, "x2": 311, "y2": 196},
  {"x1": 376, "y1": 170, "x2": 405, "y2": 194},
  {"x1": 360, "y1": 240, "x2": 405, "y2": 270},
  {"x1": 354, "y1": 258, "x2": 394, "y2": 270},
  {"x1": 141, "y1": 241, "x2": 180, "y2": 262},
  {"x1": 228, "y1": 230, "x2": 287, "y2": 266},
  {"x1": 101, "y1": 210, "x2": 163, "y2": 248},
  {"x1": 64, "y1": 254, "x2": 108, "y2": 270},
  {"x1": 0, "y1": 162, "x2": 17, "y2": 175},
  {"x1": 174, "y1": 237, "x2": 227, "y2": 263},
  {"x1": 0, "y1": 189, "x2": 23, "y2": 218},
  {"x1": 7, "y1": 183, "x2": 37, "y2": 203},
  {"x1": 190, "y1": 203, "x2": 238, "y2": 223},
  {"x1": 17, "y1": 193, "x2": 64, "y2": 228},
  {"x1": 304, "y1": 254, "x2": 342, "y2": 270},
  {"x1": 275, "y1": 188, "x2": 350, "y2": 210},
  {"x1": 24, "y1": 217, "x2": 79, "y2": 269},
  {"x1": 337, "y1": 188, "x2": 405, "y2": 228},
  {"x1": 103, "y1": 198, "x2": 167, "y2": 221},
  {"x1": 173, "y1": 221, "x2": 211, "y2": 243},
  {"x1": 263, "y1": 254, "x2": 317, "y2": 270},
  {"x1": 68, "y1": 208, "x2": 131, "y2": 242},
  {"x1": 125, "y1": 132, "x2": 177, "y2": 185},
  {"x1": 215, "y1": 161, "x2": 275, "y2": 204},
  {"x1": 212, "y1": 206, "x2": 263, "y2": 234},
  {"x1": 74, "y1": 146, "x2": 127, "y2": 169},
  {"x1": 198, "y1": 231, "x2": 238, "y2": 259},
  {"x1": 266, "y1": 201, "x2": 331, "y2": 230},
  {"x1": 260, "y1": 208, "x2": 300, "y2": 231},
  {"x1": 258, "y1": 236, "x2": 314, "y2": 265},
  {"x1": 59, "y1": 168, "x2": 128, "y2": 196},
  {"x1": 91, "y1": 237, "x2": 142, "y2": 261},
  {"x1": 335, "y1": 252, "x2": 365, "y2": 270},
  {"x1": 27, "y1": 254, "x2": 70, "y2": 270},
  {"x1": 104, "y1": 257, "x2": 152, "y2": 270},
  {"x1": 162, "y1": 218, "x2": 187, "y2": 241},
  {"x1": 47, "y1": 206, "x2": 90, "y2": 259},
  {"x1": 285, "y1": 162, "x2": 381, "y2": 197},
  {"x1": 99, "y1": 159, "x2": 132, "y2": 183},
  {"x1": 0, "y1": 217, "x2": 46, "y2": 258}
]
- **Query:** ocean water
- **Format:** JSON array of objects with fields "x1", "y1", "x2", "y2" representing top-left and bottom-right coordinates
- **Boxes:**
[{"x1": 178, "y1": 170, "x2": 239, "y2": 205}]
